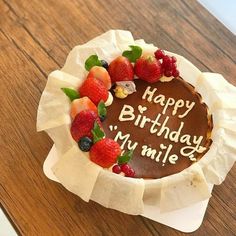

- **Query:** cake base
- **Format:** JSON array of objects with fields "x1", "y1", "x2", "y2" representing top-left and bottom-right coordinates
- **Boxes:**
[{"x1": 44, "y1": 145, "x2": 213, "y2": 233}]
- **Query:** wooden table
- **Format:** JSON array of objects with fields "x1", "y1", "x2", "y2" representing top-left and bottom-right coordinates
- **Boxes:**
[{"x1": 1, "y1": 0, "x2": 235, "y2": 235}]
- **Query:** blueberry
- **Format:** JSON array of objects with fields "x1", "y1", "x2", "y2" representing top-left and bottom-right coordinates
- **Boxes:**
[
  {"x1": 101, "y1": 60, "x2": 109, "y2": 70},
  {"x1": 78, "y1": 137, "x2": 93, "y2": 152},
  {"x1": 99, "y1": 115, "x2": 106, "y2": 122}
]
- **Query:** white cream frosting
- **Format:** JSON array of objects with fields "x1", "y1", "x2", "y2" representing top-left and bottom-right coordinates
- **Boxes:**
[{"x1": 105, "y1": 92, "x2": 113, "y2": 106}]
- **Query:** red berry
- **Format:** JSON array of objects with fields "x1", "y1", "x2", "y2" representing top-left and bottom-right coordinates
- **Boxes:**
[
  {"x1": 164, "y1": 70, "x2": 172, "y2": 77},
  {"x1": 108, "y1": 56, "x2": 134, "y2": 82},
  {"x1": 79, "y1": 77, "x2": 108, "y2": 105},
  {"x1": 164, "y1": 62, "x2": 173, "y2": 71},
  {"x1": 162, "y1": 55, "x2": 171, "y2": 66},
  {"x1": 125, "y1": 168, "x2": 135, "y2": 177},
  {"x1": 172, "y1": 62, "x2": 177, "y2": 70},
  {"x1": 172, "y1": 69, "x2": 180, "y2": 77},
  {"x1": 160, "y1": 65, "x2": 164, "y2": 75},
  {"x1": 154, "y1": 49, "x2": 165, "y2": 59},
  {"x1": 171, "y1": 56, "x2": 177, "y2": 63},
  {"x1": 120, "y1": 163, "x2": 130, "y2": 174},
  {"x1": 70, "y1": 110, "x2": 101, "y2": 141},
  {"x1": 112, "y1": 164, "x2": 121, "y2": 174},
  {"x1": 134, "y1": 55, "x2": 162, "y2": 83},
  {"x1": 90, "y1": 138, "x2": 121, "y2": 168}
]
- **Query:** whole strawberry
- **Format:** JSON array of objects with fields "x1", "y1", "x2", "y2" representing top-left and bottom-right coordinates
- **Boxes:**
[
  {"x1": 134, "y1": 55, "x2": 162, "y2": 83},
  {"x1": 108, "y1": 56, "x2": 134, "y2": 82},
  {"x1": 70, "y1": 110, "x2": 101, "y2": 141},
  {"x1": 90, "y1": 138, "x2": 121, "y2": 168},
  {"x1": 79, "y1": 77, "x2": 108, "y2": 105}
]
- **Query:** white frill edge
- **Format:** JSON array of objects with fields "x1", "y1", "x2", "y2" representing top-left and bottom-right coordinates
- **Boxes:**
[{"x1": 37, "y1": 30, "x2": 236, "y2": 214}]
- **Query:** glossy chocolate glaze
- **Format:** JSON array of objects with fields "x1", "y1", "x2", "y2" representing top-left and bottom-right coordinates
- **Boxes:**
[{"x1": 103, "y1": 77, "x2": 212, "y2": 179}]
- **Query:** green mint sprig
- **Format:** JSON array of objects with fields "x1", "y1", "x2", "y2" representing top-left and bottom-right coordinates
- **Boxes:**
[
  {"x1": 61, "y1": 88, "x2": 80, "y2": 101},
  {"x1": 98, "y1": 100, "x2": 107, "y2": 118},
  {"x1": 117, "y1": 149, "x2": 134, "y2": 165},
  {"x1": 92, "y1": 121, "x2": 105, "y2": 143},
  {"x1": 85, "y1": 55, "x2": 102, "y2": 71},
  {"x1": 122, "y1": 45, "x2": 142, "y2": 62}
]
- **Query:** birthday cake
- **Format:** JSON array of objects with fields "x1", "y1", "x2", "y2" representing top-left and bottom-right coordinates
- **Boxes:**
[
  {"x1": 62, "y1": 45, "x2": 213, "y2": 179},
  {"x1": 37, "y1": 30, "x2": 236, "y2": 214}
]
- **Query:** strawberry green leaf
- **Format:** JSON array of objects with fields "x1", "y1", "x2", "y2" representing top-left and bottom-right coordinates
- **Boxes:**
[
  {"x1": 61, "y1": 88, "x2": 80, "y2": 101},
  {"x1": 85, "y1": 54, "x2": 102, "y2": 71},
  {"x1": 98, "y1": 100, "x2": 107, "y2": 117},
  {"x1": 122, "y1": 45, "x2": 142, "y2": 62},
  {"x1": 92, "y1": 121, "x2": 105, "y2": 143},
  {"x1": 117, "y1": 149, "x2": 134, "y2": 165}
]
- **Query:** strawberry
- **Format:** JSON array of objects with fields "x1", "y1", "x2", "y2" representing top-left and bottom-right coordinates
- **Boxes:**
[
  {"x1": 70, "y1": 97, "x2": 97, "y2": 120},
  {"x1": 70, "y1": 110, "x2": 101, "y2": 141},
  {"x1": 90, "y1": 138, "x2": 121, "y2": 168},
  {"x1": 108, "y1": 56, "x2": 134, "y2": 82},
  {"x1": 87, "y1": 66, "x2": 111, "y2": 90},
  {"x1": 134, "y1": 55, "x2": 162, "y2": 83},
  {"x1": 79, "y1": 77, "x2": 108, "y2": 105}
]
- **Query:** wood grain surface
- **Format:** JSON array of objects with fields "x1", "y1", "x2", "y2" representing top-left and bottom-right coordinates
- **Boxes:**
[{"x1": 0, "y1": 0, "x2": 235, "y2": 235}]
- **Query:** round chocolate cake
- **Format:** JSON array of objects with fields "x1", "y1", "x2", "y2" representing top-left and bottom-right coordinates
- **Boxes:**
[
  {"x1": 103, "y1": 77, "x2": 213, "y2": 178},
  {"x1": 63, "y1": 43, "x2": 213, "y2": 179}
]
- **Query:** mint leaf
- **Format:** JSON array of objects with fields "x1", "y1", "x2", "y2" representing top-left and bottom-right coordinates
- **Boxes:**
[
  {"x1": 122, "y1": 45, "x2": 142, "y2": 62},
  {"x1": 61, "y1": 88, "x2": 80, "y2": 101},
  {"x1": 98, "y1": 100, "x2": 107, "y2": 117},
  {"x1": 85, "y1": 54, "x2": 102, "y2": 71},
  {"x1": 92, "y1": 121, "x2": 105, "y2": 143},
  {"x1": 117, "y1": 149, "x2": 134, "y2": 165}
]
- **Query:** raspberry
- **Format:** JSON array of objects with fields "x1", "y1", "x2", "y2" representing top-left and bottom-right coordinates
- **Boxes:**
[
  {"x1": 125, "y1": 168, "x2": 135, "y2": 177},
  {"x1": 162, "y1": 55, "x2": 171, "y2": 67},
  {"x1": 112, "y1": 164, "x2": 121, "y2": 174},
  {"x1": 164, "y1": 70, "x2": 172, "y2": 77},
  {"x1": 159, "y1": 53, "x2": 180, "y2": 78},
  {"x1": 164, "y1": 62, "x2": 173, "y2": 71},
  {"x1": 120, "y1": 163, "x2": 130, "y2": 174},
  {"x1": 154, "y1": 49, "x2": 165, "y2": 59},
  {"x1": 171, "y1": 56, "x2": 177, "y2": 63},
  {"x1": 172, "y1": 69, "x2": 180, "y2": 77},
  {"x1": 172, "y1": 62, "x2": 177, "y2": 70}
]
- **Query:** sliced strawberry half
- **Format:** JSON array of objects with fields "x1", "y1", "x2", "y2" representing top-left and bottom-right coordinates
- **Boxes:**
[
  {"x1": 87, "y1": 66, "x2": 111, "y2": 90},
  {"x1": 70, "y1": 97, "x2": 97, "y2": 120}
]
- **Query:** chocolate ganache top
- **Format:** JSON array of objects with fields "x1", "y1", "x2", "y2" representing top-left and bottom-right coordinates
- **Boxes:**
[{"x1": 103, "y1": 77, "x2": 213, "y2": 179}]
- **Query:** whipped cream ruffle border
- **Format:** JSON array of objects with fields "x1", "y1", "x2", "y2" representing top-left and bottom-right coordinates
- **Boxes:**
[{"x1": 37, "y1": 30, "x2": 236, "y2": 214}]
